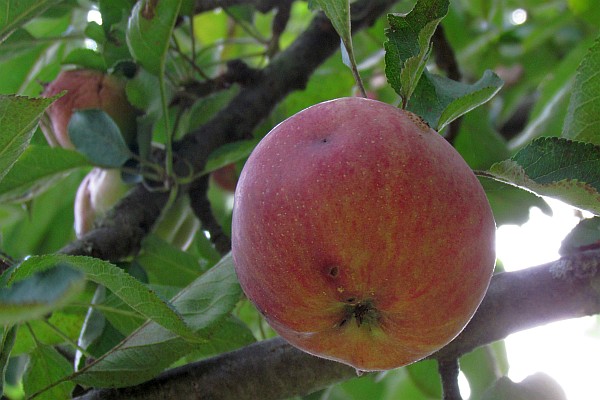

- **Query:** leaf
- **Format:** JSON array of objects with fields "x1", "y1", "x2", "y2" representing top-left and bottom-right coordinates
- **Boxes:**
[
  {"x1": 562, "y1": 36, "x2": 600, "y2": 145},
  {"x1": 126, "y1": 0, "x2": 182, "y2": 76},
  {"x1": 0, "y1": 264, "x2": 85, "y2": 325},
  {"x1": 487, "y1": 137, "x2": 600, "y2": 215},
  {"x1": 203, "y1": 139, "x2": 259, "y2": 175},
  {"x1": 68, "y1": 109, "x2": 132, "y2": 167},
  {"x1": 22, "y1": 345, "x2": 75, "y2": 400},
  {"x1": 407, "y1": 69, "x2": 503, "y2": 131},
  {"x1": 1, "y1": 325, "x2": 18, "y2": 395},
  {"x1": 384, "y1": 0, "x2": 449, "y2": 102},
  {"x1": 72, "y1": 254, "x2": 241, "y2": 387},
  {"x1": 481, "y1": 373, "x2": 566, "y2": 400},
  {"x1": 406, "y1": 360, "x2": 442, "y2": 398},
  {"x1": 559, "y1": 216, "x2": 600, "y2": 256},
  {"x1": 0, "y1": 145, "x2": 90, "y2": 203},
  {"x1": 0, "y1": 94, "x2": 57, "y2": 183},
  {"x1": 0, "y1": 0, "x2": 63, "y2": 43},
  {"x1": 10, "y1": 255, "x2": 199, "y2": 342},
  {"x1": 62, "y1": 48, "x2": 107, "y2": 71},
  {"x1": 136, "y1": 234, "x2": 206, "y2": 287}
]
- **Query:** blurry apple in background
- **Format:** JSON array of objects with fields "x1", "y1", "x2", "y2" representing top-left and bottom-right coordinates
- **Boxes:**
[
  {"x1": 40, "y1": 69, "x2": 138, "y2": 148},
  {"x1": 211, "y1": 163, "x2": 238, "y2": 193},
  {"x1": 232, "y1": 97, "x2": 496, "y2": 371}
]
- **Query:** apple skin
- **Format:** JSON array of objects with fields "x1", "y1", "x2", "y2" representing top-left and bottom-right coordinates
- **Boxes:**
[
  {"x1": 41, "y1": 69, "x2": 137, "y2": 148},
  {"x1": 231, "y1": 97, "x2": 496, "y2": 371}
]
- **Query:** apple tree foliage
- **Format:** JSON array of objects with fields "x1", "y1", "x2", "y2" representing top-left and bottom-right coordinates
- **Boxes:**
[{"x1": 0, "y1": 0, "x2": 599, "y2": 399}]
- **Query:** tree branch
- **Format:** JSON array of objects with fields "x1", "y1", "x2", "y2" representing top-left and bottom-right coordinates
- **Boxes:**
[{"x1": 75, "y1": 250, "x2": 600, "y2": 399}]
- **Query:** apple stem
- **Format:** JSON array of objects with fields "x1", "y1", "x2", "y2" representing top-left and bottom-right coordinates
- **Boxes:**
[{"x1": 438, "y1": 358, "x2": 463, "y2": 400}]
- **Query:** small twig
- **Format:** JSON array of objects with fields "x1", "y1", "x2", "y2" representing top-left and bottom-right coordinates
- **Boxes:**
[
  {"x1": 432, "y1": 24, "x2": 463, "y2": 144},
  {"x1": 437, "y1": 358, "x2": 463, "y2": 400},
  {"x1": 188, "y1": 176, "x2": 232, "y2": 255}
]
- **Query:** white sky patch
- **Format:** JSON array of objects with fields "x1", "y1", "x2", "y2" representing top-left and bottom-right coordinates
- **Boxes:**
[{"x1": 497, "y1": 198, "x2": 600, "y2": 399}]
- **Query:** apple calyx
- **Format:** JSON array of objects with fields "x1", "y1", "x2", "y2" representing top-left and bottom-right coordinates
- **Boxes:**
[{"x1": 340, "y1": 298, "x2": 380, "y2": 329}]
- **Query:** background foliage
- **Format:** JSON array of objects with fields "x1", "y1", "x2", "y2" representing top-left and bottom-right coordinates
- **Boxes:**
[{"x1": 1, "y1": 0, "x2": 600, "y2": 399}]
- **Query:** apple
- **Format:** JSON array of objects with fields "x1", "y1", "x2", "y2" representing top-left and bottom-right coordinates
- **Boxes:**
[
  {"x1": 211, "y1": 163, "x2": 238, "y2": 192},
  {"x1": 40, "y1": 69, "x2": 137, "y2": 148},
  {"x1": 231, "y1": 97, "x2": 496, "y2": 371}
]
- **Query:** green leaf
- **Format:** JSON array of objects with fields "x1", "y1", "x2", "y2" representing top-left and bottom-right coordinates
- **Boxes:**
[
  {"x1": 22, "y1": 345, "x2": 75, "y2": 400},
  {"x1": 406, "y1": 359, "x2": 442, "y2": 398},
  {"x1": 0, "y1": 94, "x2": 57, "y2": 183},
  {"x1": 10, "y1": 255, "x2": 199, "y2": 342},
  {"x1": 0, "y1": 264, "x2": 85, "y2": 325},
  {"x1": 0, "y1": 145, "x2": 90, "y2": 203},
  {"x1": 62, "y1": 48, "x2": 107, "y2": 71},
  {"x1": 0, "y1": 0, "x2": 63, "y2": 43},
  {"x1": 562, "y1": 36, "x2": 600, "y2": 145},
  {"x1": 72, "y1": 254, "x2": 241, "y2": 387},
  {"x1": 136, "y1": 234, "x2": 206, "y2": 287},
  {"x1": 1, "y1": 325, "x2": 18, "y2": 396},
  {"x1": 407, "y1": 69, "x2": 503, "y2": 131},
  {"x1": 460, "y1": 343, "x2": 507, "y2": 399},
  {"x1": 559, "y1": 216, "x2": 600, "y2": 256},
  {"x1": 488, "y1": 137, "x2": 600, "y2": 215},
  {"x1": 68, "y1": 109, "x2": 132, "y2": 167},
  {"x1": 384, "y1": 0, "x2": 449, "y2": 102},
  {"x1": 11, "y1": 312, "x2": 86, "y2": 355},
  {"x1": 126, "y1": 0, "x2": 182, "y2": 76},
  {"x1": 203, "y1": 139, "x2": 259, "y2": 175}
]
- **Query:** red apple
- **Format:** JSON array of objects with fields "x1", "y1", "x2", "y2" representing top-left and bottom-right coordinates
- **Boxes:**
[
  {"x1": 40, "y1": 69, "x2": 137, "y2": 148},
  {"x1": 231, "y1": 97, "x2": 496, "y2": 371}
]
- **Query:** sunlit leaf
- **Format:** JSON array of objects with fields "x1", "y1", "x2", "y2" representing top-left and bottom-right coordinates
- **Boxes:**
[
  {"x1": 72, "y1": 254, "x2": 241, "y2": 387},
  {"x1": 0, "y1": 145, "x2": 90, "y2": 203},
  {"x1": 562, "y1": 36, "x2": 600, "y2": 145},
  {"x1": 0, "y1": 94, "x2": 57, "y2": 183},
  {"x1": 488, "y1": 137, "x2": 600, "y2": 215},
  {"x1": 126, "y1": 0, "x2": 182, "y2": 76},
  {"x1": 22, "y1": 344, "x2": 75, "y2": 400},
  {"x1": 0, "y1": 0, "x2": 63, "y2": 43},
  {"x1": 11, "y1": 255, "x2": 199, "y2": 342}
]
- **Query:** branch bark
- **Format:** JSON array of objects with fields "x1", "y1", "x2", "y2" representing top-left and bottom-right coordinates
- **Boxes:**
[{"x1": 75, "y1": 251, "x2": 600, "y2": 400}]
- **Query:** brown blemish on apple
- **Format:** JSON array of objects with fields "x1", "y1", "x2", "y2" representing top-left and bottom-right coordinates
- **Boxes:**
[{"x1": 328, "y1": 265, "x2": 339, "y2": 277}]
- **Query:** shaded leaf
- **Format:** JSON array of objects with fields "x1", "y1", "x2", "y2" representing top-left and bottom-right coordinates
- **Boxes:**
[
  {"x1": 560, "y1": 216, "x2": 600, "y2": 256},
  {"x1": 0, "y1": 145, "x2": 90, "y2": 203},
  {"x1": 126, "y1": 0, "x2": 182, "y2": 76},
  {"x1": 488, "y1": 137, "x2": 600, "y2": 215},
  {"x1": 406, "y1": 359, "x2": 442, "y2": 398},
  {"x1": 62, "y1": 48, "x2": 107, "y2": 71},
  {"x1": 22, "y1": 345, "x2": 74, "y2": 400},
  {"x1": 481, "y1": 373, "x2": 566, "y2": 400},
  {"x1": 68, "y1": 109, "x2": 132, "y2": 167},
  {"x1": 562, "y1": 36, "x2": 600, "y2": 145},
  {"x1": 72, "y1": 254, "x2": 241, "y2": 387},
  {"x1": 1, "y1": 325, "x2": 18, "y2": 395},
  {"x1": 408, "y1": 69, "x2": 503, "y2": 130},
  {"x1": 0, "y1": 94, "x2": 57, "y2": 183},
  {"x1": 10, "y1": 255, "x2": 199, "y2": 342},
  {"x1": 0, "y1": 264, "x2": 85, "y2": 325}
]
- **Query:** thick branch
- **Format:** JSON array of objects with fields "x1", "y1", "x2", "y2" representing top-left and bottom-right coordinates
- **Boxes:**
[
  {"x1": 60, "y1": 0, "x2": 400, "y2": 260},
  {"x1": 76, "y1": 251, "x2": 600, "y2": 400}
]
